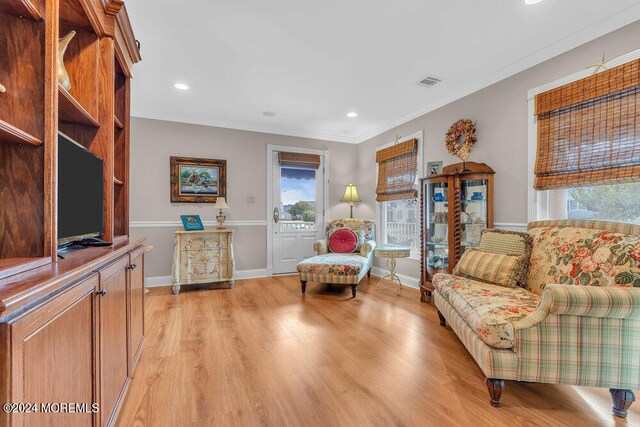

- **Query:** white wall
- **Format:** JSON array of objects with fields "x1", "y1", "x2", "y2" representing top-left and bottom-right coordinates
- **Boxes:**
[
  {"x1": 130, "y1": 21, "x2": 640, "y2": 283},
  {"x1": 356, "y1": 21, "x2": 640, "y2": 279},
  {"x1": 130, "y1": 118, "x2": 358, "y2": 279}
]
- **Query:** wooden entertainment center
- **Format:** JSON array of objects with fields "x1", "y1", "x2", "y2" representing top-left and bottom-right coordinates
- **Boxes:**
[{"x1": 0, "y1": 0, "x2": 143, "y2": 425}]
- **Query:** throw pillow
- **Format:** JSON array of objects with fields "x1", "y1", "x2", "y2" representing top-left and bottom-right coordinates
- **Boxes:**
[
  {"x1": 354, "y1": 230, "x2": 366, "y2": 251},
  {"x1": 454, "y1": 248, "x2": 521, "y2": 288},
  {"x1": 329, "y1": 229, "x2": 358, "y2": 253},
  {"x1": 478, "y1": 229, "x2": 533, "y2": 288}
]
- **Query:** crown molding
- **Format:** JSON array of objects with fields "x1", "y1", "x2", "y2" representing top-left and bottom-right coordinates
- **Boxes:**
[
  {"x1": 130, "y1": 113, "x2": 357, "y2": 144},
  {"x1": 352, "y1": 4, "x2": 640, "y2": 144},
  {"x1": 130, "y1": 220, "x2": 267, "y2": 228}
]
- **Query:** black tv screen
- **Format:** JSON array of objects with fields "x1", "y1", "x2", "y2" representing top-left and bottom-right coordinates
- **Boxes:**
[{"x1": 58, "y1": 132, "x2": 104, "y2": 241}]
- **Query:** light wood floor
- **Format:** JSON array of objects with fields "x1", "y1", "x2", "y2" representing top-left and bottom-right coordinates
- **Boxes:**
[{"x1": 118, "y1": 275, "x2": 639, "y2": 427}]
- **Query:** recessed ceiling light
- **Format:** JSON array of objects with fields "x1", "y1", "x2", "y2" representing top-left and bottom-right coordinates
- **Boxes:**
[
  {"x1": 174, "y1": 83, "x2": 189, "y2": 90},
  {"x1": 524, "y1": 0, "x2": 543, "y2": 4},
  {"x1": 346, "y1": 112, "x2": 358, "y2": 118},
  {"x1": 262, "y1": 111, "x2": 276, "y2": 117}
]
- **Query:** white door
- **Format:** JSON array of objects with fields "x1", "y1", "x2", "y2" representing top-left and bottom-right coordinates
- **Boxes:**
[{"x1": 272, "y1": 152, "x2": 325, "y2": 274}]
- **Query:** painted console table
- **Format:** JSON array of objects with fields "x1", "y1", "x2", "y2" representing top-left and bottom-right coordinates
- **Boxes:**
[{"x1": 172, "y1": 229, "x2": 235, "y2": 294}]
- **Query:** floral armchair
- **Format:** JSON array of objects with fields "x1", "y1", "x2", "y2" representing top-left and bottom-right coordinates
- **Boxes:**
[
  {"x1": 433, "y1": 220, "x2": 640, "y2": 418},
  {"x1": 296, "y1": 219, "x2": 376, "y2": 298}
]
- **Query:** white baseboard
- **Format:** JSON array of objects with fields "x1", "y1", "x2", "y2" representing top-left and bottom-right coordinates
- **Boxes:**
[
  {"x1": 145, "y1": 268, "x2": 269, "y2": 287},
  {"x1": 145, "y1": 275, "x2": 173, "y2": 287},
  {"x1": 371, "y1": 267, "x2": 420, "y2": 289}
]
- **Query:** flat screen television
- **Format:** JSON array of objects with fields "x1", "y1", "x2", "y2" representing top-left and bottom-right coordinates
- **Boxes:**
[{"x1": 58, "y1": 132, "x2": 104, "y2": 243}]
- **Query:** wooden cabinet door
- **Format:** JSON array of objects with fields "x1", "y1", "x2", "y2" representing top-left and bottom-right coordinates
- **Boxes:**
[
  {"x1": 99, "y1": 256, "x2": 129, "y2": 426},
  {"x1": 7, "y1": 274, "x2": 99, "y2": 427},
  {"x1": 128, "y1": 248, "x2": 144, "y2": 374}
]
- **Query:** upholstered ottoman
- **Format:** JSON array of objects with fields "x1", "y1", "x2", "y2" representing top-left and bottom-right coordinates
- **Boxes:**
[{"x1": 297, "y1": 253, "x2": 371, "y2": 297}]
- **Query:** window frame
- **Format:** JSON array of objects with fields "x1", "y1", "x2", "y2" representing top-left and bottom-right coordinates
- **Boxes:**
[
  {"x1": 375, "y1": 131, "x2": 424, "y2": 260},
  {"x1": 527, "y1": 48, "x2": 640, "y2": 222}
]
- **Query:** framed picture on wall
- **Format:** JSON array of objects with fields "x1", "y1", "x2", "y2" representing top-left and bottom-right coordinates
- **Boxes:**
[{"x1": 170, "y1": 156, "x2": 227, "y2": 203}]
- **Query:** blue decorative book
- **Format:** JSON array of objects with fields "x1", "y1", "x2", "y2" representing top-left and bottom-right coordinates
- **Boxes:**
[{"x1": 180, "y1": 215, "x2": 204, "y2": 231}]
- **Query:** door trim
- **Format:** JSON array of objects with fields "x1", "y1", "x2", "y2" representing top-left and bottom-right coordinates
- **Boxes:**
[{"x1": 266, "y1": 144, "x2": 329, "y2": 277}]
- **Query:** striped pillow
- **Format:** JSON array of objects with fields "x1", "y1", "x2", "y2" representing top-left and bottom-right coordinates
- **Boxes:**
[
  {"x1": 478, "y1": 229, "x2": 533, "y2": 288},
  {"x1": 454, "y1": 249, "x2": 521, "y2": 288}
]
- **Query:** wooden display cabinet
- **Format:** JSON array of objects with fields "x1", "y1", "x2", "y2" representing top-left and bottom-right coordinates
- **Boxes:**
[{"x1": 419, "y1": 162, "x2": 494, "y2": 301}]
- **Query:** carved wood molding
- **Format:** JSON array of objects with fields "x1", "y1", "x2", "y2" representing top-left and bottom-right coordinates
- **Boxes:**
[
  {"x1": 80, "y1": 0, "x2": 115, "y2": 37},
  {"x1": 104, "y1": 0, "x2": 124, "y2": 16},
  {"x1": 116, "y1": 5, "x2": 142, "y2": 63}
]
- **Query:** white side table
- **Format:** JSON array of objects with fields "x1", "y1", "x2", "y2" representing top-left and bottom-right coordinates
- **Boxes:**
[
  {"x1": 172, "y1": 228, "x2": 235, "y2": 294},
  {"x1": 374, "y1": 247, "x2": 411, "y2": 296}
]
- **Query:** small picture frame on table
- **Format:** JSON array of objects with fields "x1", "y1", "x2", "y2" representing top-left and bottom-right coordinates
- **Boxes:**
[{"x1": 180, "y1": 215, "x2": 204, "y2": 231}]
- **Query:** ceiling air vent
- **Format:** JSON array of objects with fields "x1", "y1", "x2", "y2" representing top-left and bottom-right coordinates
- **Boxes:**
[{"x1": 417, "y1": 76, "x2": 442, "y2": 88}]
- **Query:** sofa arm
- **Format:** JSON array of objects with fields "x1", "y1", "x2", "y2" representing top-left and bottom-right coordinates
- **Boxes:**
[
  {"x1": 360, "y1": 240, "x2": 376, "y2": 257},
  {"x1": 513, "y1": 284, "x2": 640, "y2": 329},
  {"x1": 313, "y1": 239, "x2": 328, "y2": 255}
]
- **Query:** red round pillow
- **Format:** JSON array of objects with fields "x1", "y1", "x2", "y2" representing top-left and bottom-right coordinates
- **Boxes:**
[{"x1": 329, "y1": 229, "x2": 358, "y2": 253}]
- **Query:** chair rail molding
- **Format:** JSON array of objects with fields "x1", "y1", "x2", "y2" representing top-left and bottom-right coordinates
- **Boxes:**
[
  {"x1": 130, "y1": 220, "x2": 268, "y2": 228},
  {"x1": 494, "y1": 222, "x2": 528, "y2": 232}
]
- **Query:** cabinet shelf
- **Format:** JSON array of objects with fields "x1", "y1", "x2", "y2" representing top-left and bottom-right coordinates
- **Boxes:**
[
  {"x1": 58, "y1": 84, "x2": 100, "y2": 127},
  {"x1": 114, "y1": 115, "x2": 124, "y2": 129},
  {"x1": 0, "y1": 0, "x2": 43, "y2": 21},
  {"x1": 0, "y1": 257, "x2": 50, "y2": 281},
  {"x1": 0, "y1": 119, "x2": 42, "y2": 146}
]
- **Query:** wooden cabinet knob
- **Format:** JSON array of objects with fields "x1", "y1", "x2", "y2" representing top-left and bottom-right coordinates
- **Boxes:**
[{"x1": 0, "y1": 83, "x2": 5, "y2": 93}]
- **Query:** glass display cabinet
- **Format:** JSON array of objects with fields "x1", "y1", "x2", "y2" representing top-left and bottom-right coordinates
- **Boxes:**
[{"x1": 419, "y1": 162, "x2": 494, "y2": 301}]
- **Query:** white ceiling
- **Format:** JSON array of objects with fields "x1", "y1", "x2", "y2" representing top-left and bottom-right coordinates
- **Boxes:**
[{"x1": 127, "y1": 0, "x2": 640, "y2": 144}]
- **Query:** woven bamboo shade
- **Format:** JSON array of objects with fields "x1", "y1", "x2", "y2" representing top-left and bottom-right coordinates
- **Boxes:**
[
  {"x1": 534, "y1": 59, "x2": 640, "y2": 190},
  {"x1": 375, "y1": 139, "x2": 418, "y2": 201},
  {"x1": 278, "y1": 152, "x2": 321, "y2": 169}
]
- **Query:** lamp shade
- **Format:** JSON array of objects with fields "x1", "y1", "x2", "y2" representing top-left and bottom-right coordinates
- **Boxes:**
[
  {"x1": 214, "y1": 197, "x2": 230, "y2": 210},
  {"x1": 340, "y1": 184, "x2": 362, "y2": 203}
]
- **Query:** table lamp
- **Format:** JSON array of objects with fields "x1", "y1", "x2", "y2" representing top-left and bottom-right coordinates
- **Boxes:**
[
  {"x1": 214, "y1": 197, "x2": 230, "y2": 228},
  {"x1": 340, "y1": 184, "x2": 362, "y2": 219}
]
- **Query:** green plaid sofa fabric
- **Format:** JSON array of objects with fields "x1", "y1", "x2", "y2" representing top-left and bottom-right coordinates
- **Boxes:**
[
  {"x1": 513, "y1": 314, "x2": 640, "y2": 388},
  {"x1": 434, "y1": 219, "x2": 640, "y2": 390},
  {"x1": 528, "y1": 219, "x2": 640, "y2": 235},
  {"x1": 435, "y1": 292, "x2": 518, "y2": 380},
  {"x1": 453, "y1": 249, "x2": 521, "y2": 288},
  {"x1": 514, "y1": 284, "x2": 640, "y2": 323}
]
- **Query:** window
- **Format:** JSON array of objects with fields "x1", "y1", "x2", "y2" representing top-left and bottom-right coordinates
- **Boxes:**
[
  {"x1": 548, "y1": 184, "x2": 640, "y2": 223},
  {"x1": 376, "y1": 132, "x2": 423, "y2": 256},
  {"x1": 529, "y1": 52, "x2": 640, "y2": 224}
]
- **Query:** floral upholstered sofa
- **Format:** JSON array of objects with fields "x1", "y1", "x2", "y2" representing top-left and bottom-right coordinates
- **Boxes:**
[
  {"x1": 433, "y1": 219, "x2": 640, "y2": 417},
  {"x1": 297, "y1": 219, "x2": 375, "y2": 298}
]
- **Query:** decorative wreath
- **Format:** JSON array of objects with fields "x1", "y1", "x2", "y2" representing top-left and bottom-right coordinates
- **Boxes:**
[{"x1": 445, "y1": 119, "x2": 476, "y2": 159}]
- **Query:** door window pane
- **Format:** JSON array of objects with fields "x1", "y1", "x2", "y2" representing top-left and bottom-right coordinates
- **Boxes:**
[{"x1": 280, "y1": 167, "x2": 317, "y2": 231}]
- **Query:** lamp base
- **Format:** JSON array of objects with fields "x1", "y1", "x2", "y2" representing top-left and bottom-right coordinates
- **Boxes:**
[{"x1": 216, "y1": 211, "x2": 226, "y2": 229}]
